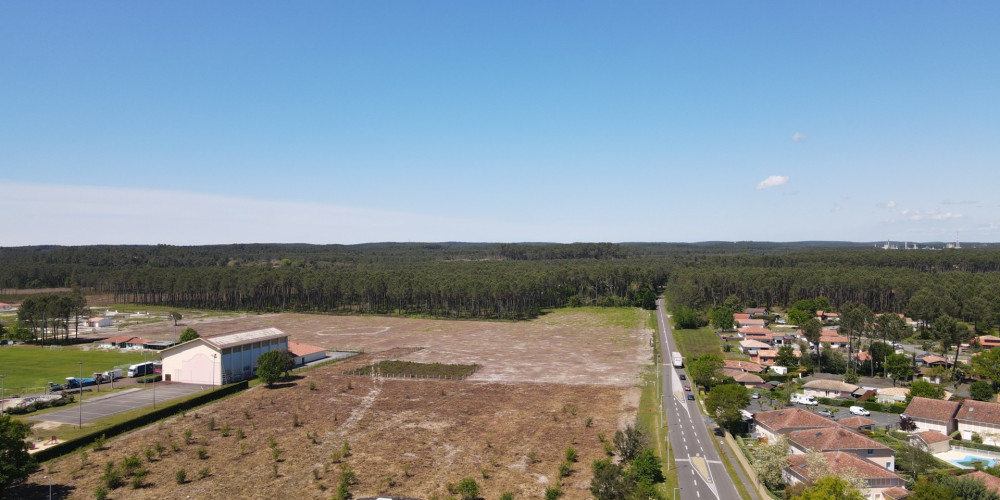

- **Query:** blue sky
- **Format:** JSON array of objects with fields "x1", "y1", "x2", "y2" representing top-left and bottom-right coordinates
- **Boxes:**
[{"x1": 2, "y1": 1, "x2": 998, "y2": 245}]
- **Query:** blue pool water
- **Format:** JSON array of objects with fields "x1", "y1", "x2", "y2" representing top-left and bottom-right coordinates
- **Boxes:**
[{"x1": 951, "y1": 455, "x2": 999, "y2": 469}]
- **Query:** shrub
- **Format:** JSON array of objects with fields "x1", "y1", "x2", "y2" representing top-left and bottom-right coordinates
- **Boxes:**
[
  {"x1": 456, "y1": 477, "x2": 480, "y2": 500},
  {"x1": 237, "y1": 428, "x2": 245, "y2": 440},
  {"x1": 197, "y1": 447, "x2": 208, "y2": 459},
  {"x1": 269, "y1": 436, "x2": 278, "y2": 449},
  {"x1": 585, "y1": 417, "x2": 593, "y2": 428},
  {"x1": 101, "y1": 468, "x2": 124, "y2": 490},
  {"x1": 565, "y1": 447, "x2": 578, "y2": 462},
  {"x1": 221, "y1": 423, "x2": 231, "y2": 437},
  {"x1": 973, "y1": 433, "x2": 984, "y2": 444},
  {"x1": 170, "y1": 441, "x2": 180, "y2": 452},
  {"x1": 175, "y1": 468, "x2": 187, "y2": 484},
  {"x1": 183, "y1": 429, "x2": 193, "y2": 444},
  {"x1": 544, "y1": 487, "x2": 562, "y2": 500},
  {"x1": 130, "y1": 475, "x2": 144, "y2": 489},
  {"x1": 500, "y1": 493, "x2": 514, "y2": 500},
  {"x1": 558, "y1": 460, "x2": 572, "y2": 477},
  {"x1": 863, "y1": 401, "x2": 884, "y2": 412},
  {"x1": 93, "y1": 434, "x2": 107, "y2": 450},
  {"x1": 293, "y1": 414, "x2": 300, "y2": 427},
  {"x1": 199, "y1": 467, "x2": 211, "y2": 479},
  {"x1": 309, "y1": 381, "x2": 317, "y2": 391},
  {"x1": 208, "y1": 417, "x2": 216, "y2": 431},
  {"x1": 94, "y1": 485, "x2": 108, "y2": 500}
]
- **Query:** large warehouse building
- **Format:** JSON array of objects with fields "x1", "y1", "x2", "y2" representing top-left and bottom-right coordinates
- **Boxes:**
[{"x1": 161, "y1": 327, "x2": 289, "y2": 385}]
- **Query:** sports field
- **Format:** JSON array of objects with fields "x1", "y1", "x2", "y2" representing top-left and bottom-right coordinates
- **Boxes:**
[{"x1": 0, "y1": 345, "x2": 147, "y2": 394}]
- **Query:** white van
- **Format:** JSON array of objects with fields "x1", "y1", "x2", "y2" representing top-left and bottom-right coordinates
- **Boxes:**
[
  {"x1": 791, "y1": 393, "x2": 818, "y2": 406},
  {"x1": 849, "y1": 406, "x2": 871, "y2": 416}
]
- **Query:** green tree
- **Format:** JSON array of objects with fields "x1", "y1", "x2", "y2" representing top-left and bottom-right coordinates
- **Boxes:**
[
  {"x1": 792, "y1": 476, "x2": 864, "y2": 500},
  {"x1": 169, "y1": 312, "x2": 183, "y2": 326},
  {"x1": 938, "y1": 474, "x2": 1000, "y2": 500},
  {"x1": 455, "y1": 477, "x2": 480, "y2": 500},
  {"x1": 908, "y1": 380, "x2": 945, "y2": 401},
  {"x1": 787, "y1": 308, "x2": 812, "y2": 327},
  {"x1": 704, "y1": 383, "x2": 750, "y2": 433},
  {"x1": 256, "y1": 349, "x2": 293, "y2": 387},
  {"x1": 690, "y1": 354, "x2": 725, "y2": 390},
  {"x1": 885, "y1": 353, "x2": 913, "y2": 386},
  {"x1": 590, "y1": 459, "x2": 632, "y2": 500},
  {"x1": 710, "y1": 306, "x2": 735, "y2": 331},
  {"x1": 0, "y1": 415, "x2": 36, "y2": 494},
  {"x1": 776, "y1": 346, "x2": 798, "y2": 367},
  {"x1": 628, "y1": 448, "x2": 664, "y2": 485},
  {"x1": 673, "y1": 307, "x2": 703, "y2": 329},
  {"x1": 971, "y1": 348, "x2": 1000, "y2": 383},
  {"x1": 802, "y1": 318, "x2": 824, "y2": 373},
  {"x1": 819, "y1": 349, "x2": 847, "y2": 375},
  {"x1": 752, "y1": 435, "x2": 789, "y2": 491},
  {"x1": 934, "y1": 315, "x2": 972, "y2": 378},
  {"x1": 907, "y1": 478, "x2": 959, "y2": 500},
  {"x1": 970, "y1": 381, "x2": 996, "y2": 401},
  {"x1": 178, "y1": 327, "x2": 200, "y2": 343},
  {"x1": 613, "y1": 424, "x2": 645, "y2": 464}
]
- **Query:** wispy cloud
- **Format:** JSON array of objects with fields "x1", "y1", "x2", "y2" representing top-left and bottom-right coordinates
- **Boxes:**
[
  {"x1": 886, "y1": 200, "x2": 896, "y2": 208},
  {"x1": 755, "y1": 175, "x2": 790, "y2": 190},
  {"x1": 792, "y1": 132, "x2": 807, "y2": 143},
  {"x1": 931, "y1": 212, "x2": 962, "y2": 221},
  {"x1": 831, "y1": 205, "x2": 841, "y2": 213}
]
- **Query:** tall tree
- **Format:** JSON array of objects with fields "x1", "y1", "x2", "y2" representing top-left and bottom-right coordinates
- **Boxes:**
[
  {"x1": 934, "y1": 315, "x2": 972, "y2": 378},
  {"x1": 0, "y1": 415, "x2": 36, "y2": 494},
  {"x1": 802, "y1": 318, "x2": 824, "y2": 373},
  {"x1": 704, "y1": 383, "x2": 750, "y2": 433},
  {"x1": 689, "y1": 355, "x2": 725, "y2": 390},
  {"x1": 885, "y1": 353, "x2": 913, "y2": 386},
  {"x1": 971, "y1": 348, "x2": 1000, "y2": 384}
]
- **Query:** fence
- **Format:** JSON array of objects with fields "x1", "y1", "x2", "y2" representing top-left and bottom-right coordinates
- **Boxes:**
[{"x1": 32, "y1": 380, "x2": 249, "y2": 462}]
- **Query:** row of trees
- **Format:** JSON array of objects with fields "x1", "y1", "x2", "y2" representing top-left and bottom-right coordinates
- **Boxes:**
[{"x1": 12, "y1": 291, "x2": 89, "y2": 344}]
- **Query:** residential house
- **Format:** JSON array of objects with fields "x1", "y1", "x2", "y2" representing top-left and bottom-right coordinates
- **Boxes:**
[
  {"x1": 917, "y1": 354, "x2": 952, "y2": 368},
  {"x1": 974, "y1": 335, "x2": 1000, "y2": 350},
  {"x1": 818, "y1": 333, "x2": 849, "y2": 349},
  {"x1": 816, "y1": 310, "x2": 841, "y2": 322},
  {"x1": 911, "y1": 430, "x2": 951, "y2": 454},
  {"x1": 901, "y1": 397, "x2": 960, "y2": 436},
  {"x1": 802, "y1": 379, "x2": 860, "y2": 399},
  {"x1": 724, "y1": 359, "x2": 765, "y2": 373},
  {"x1": 876, "y1": 387, "x2": 910, "y2": 405},
  {"x1": 737, "y1": 318, "x2": 767, "y2": 328},
  {"x1": 288, "y1": 342, "x2": 327, "y2": 367},
  {"x1": 786, "y1": 426, "x2": 895, "y2": 470},
  {"x1": 956, "y1": 399, "x2": 1000, "y2": 446},
  {"x1": 97, "y1": 335, "x2": 137, "y2": 349},
  {"x1": 739, "y1": 339, "x2": 771, "y2": 355},
  {"x1": 961, "y1": 471, "x2": 1000, "y2": 496},
  {"x1": 733, "y1": 313, "x2": 752, "y2": 323},
  {"x1": 124, "y1": 338, "x2": 156, "y2": 350},
  {"x1": 784, "y1": 452, "x2": 904, "y2": 500},
  {"x1": 751, "y1": 408, "x2": 837, "y2": 443},
  {"x1": 739, "y1": 326, "x2": 773, "y2": 343},
  {"x1": 756, "y1": 349, "x2": 779, "y2": 365},
  {"x1": 0, "y1": 302, "x2": 12, "y2": 311},
  {"x1": 745, "y1": 307, "x2": 767, "y2": 317},
  {"x1": 720, "y1": 368, "x2": 765, "y2": 387},
  {"x1": 839, "y1": 416, "x2": 878, "y2": 431}
]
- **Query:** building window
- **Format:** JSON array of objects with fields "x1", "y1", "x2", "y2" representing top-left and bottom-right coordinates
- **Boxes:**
[{"x1": 866, "y1": 449, "x2": 874, "y2": 455}]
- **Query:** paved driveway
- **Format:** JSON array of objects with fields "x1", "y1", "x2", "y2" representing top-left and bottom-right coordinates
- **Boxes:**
[{"x1": 30, "y1": 383, "x2": 209, "y2": 425}]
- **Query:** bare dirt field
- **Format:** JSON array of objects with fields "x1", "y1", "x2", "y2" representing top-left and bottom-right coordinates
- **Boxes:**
[{"x1": 19, "y1": 308, "x2": 653, "y2": 499}]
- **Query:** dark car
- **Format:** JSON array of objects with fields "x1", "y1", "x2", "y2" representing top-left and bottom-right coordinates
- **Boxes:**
[
  {"x1": 679, "y1": 374, "x2": 687, "y2": 380},
  {"x1": 687, "y1": 394, "x2": 695, "y2": 400}
]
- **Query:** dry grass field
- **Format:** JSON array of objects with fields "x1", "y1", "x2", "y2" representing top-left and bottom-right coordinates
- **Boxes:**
[{"x1": 18, "y1": 308, "x2": 652, "y2": 499}]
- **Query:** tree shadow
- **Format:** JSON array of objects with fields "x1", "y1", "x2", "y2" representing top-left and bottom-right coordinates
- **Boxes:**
[{"x1": 10, "y1": 481, "x2": 75, "y2": 499}]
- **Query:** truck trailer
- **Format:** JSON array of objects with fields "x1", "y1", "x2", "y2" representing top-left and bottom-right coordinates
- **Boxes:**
[{"x1": 672, "y1": 352, "x2": 683, "y2": 368}]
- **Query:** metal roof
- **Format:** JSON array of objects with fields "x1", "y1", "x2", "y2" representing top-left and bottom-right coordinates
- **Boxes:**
[{"x1": 204, "y1": 327, "x2": 288, "y2": 349}]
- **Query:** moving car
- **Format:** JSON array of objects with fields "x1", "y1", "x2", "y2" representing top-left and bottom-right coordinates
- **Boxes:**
[
  {"x1": 683, "y1": 385, "x2": 691, "y2": 391},
  {"x1": 687, "y1": 394, "x2": 695, "y2": 400},
  {"x1": 849, "y1": 406, "x2": 870, "y2": 416},
  {"x1": 679, "y1": 374, "x2": 686, "y2": 381}
]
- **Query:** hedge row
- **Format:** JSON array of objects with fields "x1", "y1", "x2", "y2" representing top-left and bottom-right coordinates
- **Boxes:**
[
  {"x1": 815, "y1": 397, "x2": 906, "y2": 414},
  {"x1": 950, "y1": 439, "x2": 1000, "y2": 454},
  {"x1": 4, "y1": 395, "x2": 74, "y2": 415},
  {"x1": 33, "y1": 381, "x2": 248, "y2": 462}
]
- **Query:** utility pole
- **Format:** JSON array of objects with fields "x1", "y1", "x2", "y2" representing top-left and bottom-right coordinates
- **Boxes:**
[{"x1": 77, "y1": 361, "x2": 84, "y2": 429}]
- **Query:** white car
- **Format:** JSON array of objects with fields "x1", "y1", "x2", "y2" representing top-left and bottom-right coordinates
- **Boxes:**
[{"x1": 849, "y1": 406, "x2": 870, "y2": 416}]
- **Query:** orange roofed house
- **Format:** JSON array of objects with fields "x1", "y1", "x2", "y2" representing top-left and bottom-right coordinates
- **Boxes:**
[
  {"x1": 901, "y1": 397, "x2": 960, "y2": 436},
  {"x1": 751, "y1": 408, "x2": 837, "y2": 443},
  {"x1": 786, "y1": 426, "x2": 895, "y2": 470},
  {"x1": 287, "y1": 342, "x2": 328, "y2": 367},
  {"x1": 784, "y1": 452, "x2": 904, "y2": 500}
]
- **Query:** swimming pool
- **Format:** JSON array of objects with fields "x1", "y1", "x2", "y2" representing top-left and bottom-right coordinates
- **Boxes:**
[{"x1": 950, "y1": 454, "x2": 999, "y2": 469}]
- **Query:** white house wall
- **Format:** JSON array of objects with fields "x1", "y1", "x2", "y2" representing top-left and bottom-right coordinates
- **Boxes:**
[{"x1": 163, "y1": 342, "x2": 219, "y2": 385}]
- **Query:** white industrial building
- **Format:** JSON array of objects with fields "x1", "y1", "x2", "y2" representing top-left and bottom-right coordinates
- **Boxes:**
[{"x1": 160, "y1": 327, "x2": 289, "y2": 385}]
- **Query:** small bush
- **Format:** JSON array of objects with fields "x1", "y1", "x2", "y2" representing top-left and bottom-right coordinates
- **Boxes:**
[
  {"x1": 272, "y1": 448, "x2": 282, "y2": 461},
  {"x1": 221, "y1": 423, "x2": 231, "y2": 437},
  {"x1": 144, "y1": 448, "x2": 155, "y2": 462},
  {"x1": 130, "y1": 475, "x2": 144, "y2": 489},
  {"x1": 585, "y1": 417, "x2": 593, "y2": 428},
  {"x1": 101, "y1": 468, "x2": 124, "y2": 490},
  {"x1": 342, "y1": 440, "x2": 351, "y2": 457},
  {"x1": 243, "y1": 410, "x2": 251, "y2": 420},
  {"x1": 500, "y1": 493, "x2": 514, "y2": 500},
  {"x1": 170, "y1": 441, "x2": 181, "y2": 452},
  {"x1": 236, "y1": 428, "x2": 245, "y2": 440},
  {"x1": 121, "y1": 454, "x2": 142, "y2": 475},
  {"x1": 176, "y1": 468, "x2": 187, "y2": 484},
  {"x1": 309, "y1": 381, "x2": 316, "y2": 391},
  {"x1": 208, "y1": 417, "x2": 216, "y2": 431},
  {"x1": 184, "y1": 429, "x2": 193, "y2": 444},
  {"x1": 565, "y1": 447, "x2": 577, "y2": 462},
  {"x1": 293, "y1": 414, "x2": 300, "y2": 427},
  {"x1": 456, "y1": 477, "x2": 479, "y2": 500},
  {"x1": 94, "y1": 485, "x2": 108, "y2": 500},
  {"x1": 93, "y1": 434, "x2": 107, "y2": 450},
  {"x1": 269, "y1": 436, "x2": 278, "y2": 449},
  {"x1": 544, "y1": 487, "x2": 562, "y2": 500},
  {"x1": 558, "y1": 460, "x2": 572, "y2": 477},
  {"x1": 199, "y1": 467, "x2": 211, "y2": 479},
  {"x1": 197, "y1": 447, "x2": 208, "y2": 459}
]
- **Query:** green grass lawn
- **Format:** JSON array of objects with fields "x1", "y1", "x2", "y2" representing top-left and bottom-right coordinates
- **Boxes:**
[
  {"x1": 0, "y1": 345, "x2": 147, "y2": 394},
  {"x1": 672, "y1": 324, "x2": 725, "y2": 359}
]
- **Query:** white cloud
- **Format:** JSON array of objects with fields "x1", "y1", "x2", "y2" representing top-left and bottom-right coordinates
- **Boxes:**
[
  {"x1": 755, "y1": 175, "x2": 790, "y2": 190},
  {"x1": 887, "y1": 200, "x2": 896, "y2": 208},
  {"x1": 931, "y1": 212, "x2": 962, "y2": 221},
  {"x1": 831, "y1": 205, "x2": 841, "y2": 213},
  {"x1": 792, "y1": 132, "x2": 806, "y2": 142}
]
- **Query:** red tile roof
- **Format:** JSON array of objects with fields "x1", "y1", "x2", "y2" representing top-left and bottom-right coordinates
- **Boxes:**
[
  {"x1": 787, "y1": 427, "x2": 890, "y2": 452},
  {"x1": 724, "y1": 360, "x2": 765, "y2": 373},
  {"x1": 739, "y1": 326, "x2": 772, "y2": 335},
  {"x1": 964, "y1": 471, "x2": 1000, "y2": 494},
  {"x1": 288, "y1": 342, "x2": 326, "y2": 357},
  {"x1": 882, "y1": 486, "x2": 910, "y2": 499},
  {"x1": 126, "y1": 338, "x2": 155, "y2": 344},
  {"x1": 101, "y1": 335, "x2": 137, "y2": 344},
  {"x1": 902, "y1": 397, "x2": 960, "y2": 423},
  {"x1": 720, "y1": 368, "x2": 765, "y2": 384},
  {"x1": 786, "y1": 451, "x2": 902, "y2": 482},
  {"x1": 838, "y1": 416, "x2": 878, "y2": 429},
  {"x1": 957, "y1": 399, "x2": 1000, "y2": 426},
  {"x1": 819, "y1": 334, "x2": 849, "y2": 343},
  {"x1": 754, "y1": 408, "x2": 837, "y2": 433},
  {"x1": 916, "y1": 430, "x2": 950, "y2": 444},
  {"x1": 733, "y1": 313, "x2": 751, "y2": 321}
]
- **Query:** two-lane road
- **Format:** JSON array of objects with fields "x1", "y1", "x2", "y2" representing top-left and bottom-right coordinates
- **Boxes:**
[{"x1": 657, "y1": 299, "x2": 743, "y2": 500}]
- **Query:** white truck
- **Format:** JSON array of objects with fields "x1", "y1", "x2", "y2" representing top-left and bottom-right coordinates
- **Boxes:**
[
  {"x1": 791, "y1": 393, "x2": 818, "y2": 406},
  {"x1": 672, "y1": 352, "x2": 683, "y2": 368}
]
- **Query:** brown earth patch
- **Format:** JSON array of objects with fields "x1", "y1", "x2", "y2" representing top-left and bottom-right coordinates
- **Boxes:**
[{"x1": 19, "y1": 352, "x2": 638, "y2": 499}]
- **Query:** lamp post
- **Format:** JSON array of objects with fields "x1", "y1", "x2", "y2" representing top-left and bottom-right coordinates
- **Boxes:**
[
  {"x1": 673, "y1": 488, "x2": 681, "y2": 500},
  {"x1": 152, "y1": 358, "x2": 157, "y2": 409},
  {"x1": 1, "y1": 374, "x2": 6, "y2": 415},
  {"x1": 77, "y1": 361, "x2": 83, "y2": 429}
]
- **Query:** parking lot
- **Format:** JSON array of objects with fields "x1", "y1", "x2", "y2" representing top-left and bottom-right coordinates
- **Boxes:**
[
  {"x1": 30, "y1": 383, "x2": 209, "y2": 425},
  {"x1": 745, "y1": 394, "x2": 901, "y2": 429}
]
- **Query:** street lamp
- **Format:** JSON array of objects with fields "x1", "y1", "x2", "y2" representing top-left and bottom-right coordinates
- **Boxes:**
[
  {"x1": 77, "y1": 361, "x2": 83, "y2": 429},
  {"x1": 673, "y1": 487, "x2": 681, "y2": 500},
  {"x1": 1, "y1": 374, "x2": 6, "y2": 415},
  {"x1": 152, "y1": 358, "x2": 157, "y2": 409}
]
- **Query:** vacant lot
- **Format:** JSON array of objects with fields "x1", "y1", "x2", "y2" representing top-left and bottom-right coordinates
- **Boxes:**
[
  {"x1": 97, "y1": 307, "x2": 651, "y2": 386},
  {"x1": 17, "y1": 308, "x2": 651, "y2": 498}
]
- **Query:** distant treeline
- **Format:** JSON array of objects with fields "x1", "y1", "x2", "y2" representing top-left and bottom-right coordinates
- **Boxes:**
[{"x1": 2, "y1": 243, "x2": 1000, "y2": 321}]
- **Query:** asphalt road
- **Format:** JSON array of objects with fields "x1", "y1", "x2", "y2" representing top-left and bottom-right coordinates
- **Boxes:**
[
  {"x1": 657, "y1": 299, "x2": 747, "y2": 500},
  {"x1": 29, "y1": 382, "x2": 208, "y2": 425}
]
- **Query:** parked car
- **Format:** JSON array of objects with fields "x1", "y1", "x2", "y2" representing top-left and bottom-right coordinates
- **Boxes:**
[
  {"x1": 679, "y1": 374, "x2": 687, "y2": 381},
  {"x1": 687, "y1": 394, "x2": 695, "y2": 400},
  {"x1": 849, "y1": 406, "x2": 870, "y2": 416},
  {"x1": 817, "y1": 409, "x2": 834, "y2": 418},
  {"x1": 751, "y1": 392, "x2": 760, "y2": 399}
]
